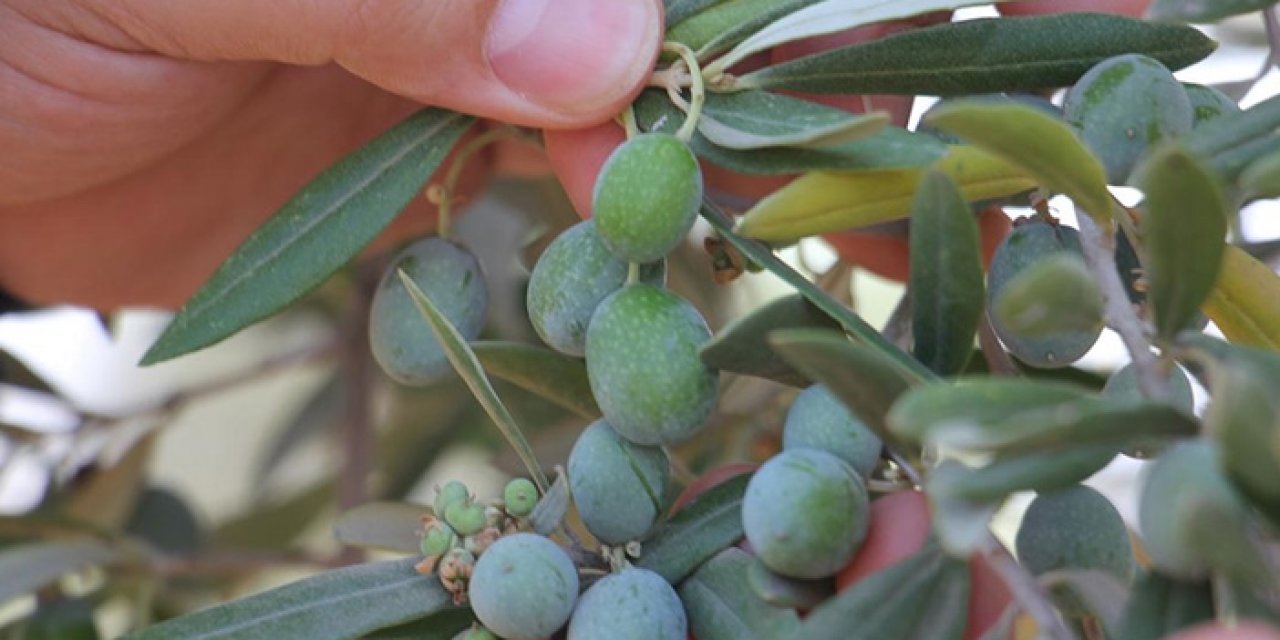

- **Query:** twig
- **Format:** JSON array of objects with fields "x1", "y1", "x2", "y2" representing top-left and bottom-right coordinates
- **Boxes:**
[
  {"x1": 982, "y1": 537, "x2": 1076, "y2": 640},
  {"x1": 1076, "y1": 214, "x2": 1167, "y2": 399}
]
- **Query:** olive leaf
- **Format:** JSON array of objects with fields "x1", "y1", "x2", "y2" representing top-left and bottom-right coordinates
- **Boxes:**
[
  {"x1": 635, "y1": 90, "x2": 945, "y2": 175},
  {"x1": 1147, "y1": 0, "x2": 1280, "y2": 24},
  {"x1": 735, "y1": 145, "x2": 1033, "y2": 243},
  {"x1": 799, "y1": 539, "x2": 970, "y2": 639},
  {"x1": 697, "y1": 91, "x2": 888, "y2": 150},
  {"x1": 142, "y1": 109, "x2": 474, "y2": 365},
  {"x1": 705, "y1": 0, "x2": 1010, "y2": 77},
  {"x1": 638, "y1": 472, "x2": 750, "y2": 584},
  {"x1": 1203, "y1": 360, "x2": 1280, "y2": 528},
  {"x1": 678, "y1": 548, "x2": 803, "y2": 640},
  {"x1": 123, "y1": 559, "x2": 455, "y2": 640},
  {"x1": 925, "y1": 100, "x2": 1114, "y2": 222},
  {"x1": 938, "y1": 446, "x2": 1118, "y2": 503},
  {"x1": 910, "y1": 170, "x2": 985, "y2": 377},
  {"x1": 529, "y1": 469, "x2": 570, "y2": 536},
  {"x1": 470, "y1": 341, "x2": 599, "y2": 419},
  {"x1": 1131, "y1": 144, "x2": 1228, "y2": 342},
  {"x1": 1202, "y1": 245, "x2": 1280, "y2": 350},
  {"x1": 699, "y1": 294, "x2": 841, "y2": 387},
  {"x1": 700, "y1": 202, "x2": 935, "y2": 383},
  {"x1": 665, "y1": 0, "x2": 732, "y2": 28},
  {"x1": 734, "y1": 14, "x2": 1215, "y2": 97},
  {"x1": 666, "y1": 0, "x2": 819, "y2": 58},
  {"x1": 333, "y1": 502, "x2": 425, "y2": 555},
  {"x1": 926, "y1": 462, "x2": 1004, "y2": 556},
  {"x1": 888, "y1": 377, "x2": 1091, "y2": 445},
  {"x1": 364, "y1": 608, "x2": 475, "y2": 640},
  {"x1": 1186, "y1": 92, "x2": 1280, "y2": 159},
  {"x1": 1238, "y1": 148, "x2": 1280, "y2": 199},
  {"x1": 399, "y1": 271, "x2": 549, "y2": 492}
]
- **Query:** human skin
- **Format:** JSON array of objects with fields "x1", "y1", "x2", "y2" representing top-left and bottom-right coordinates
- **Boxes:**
[{"x1": 0, "y1": 0, "x2": 1148, "y2": 310}]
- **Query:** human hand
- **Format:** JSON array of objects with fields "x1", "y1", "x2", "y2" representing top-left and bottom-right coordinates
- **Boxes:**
[{"x1": 0, "y1": 0, "x2": 662, "y2": 309}]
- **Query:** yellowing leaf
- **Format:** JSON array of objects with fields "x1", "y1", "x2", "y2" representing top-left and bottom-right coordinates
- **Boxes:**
[
  {"x1": 736, "y1": 145, "x2": 1034, "y2": 242},
  {"x1": 1203, "y1": 245, "x2": 1280, "y2": 350},
  {"x1": 924, "y1": 100, "x2": 1114, "y2": 223}
]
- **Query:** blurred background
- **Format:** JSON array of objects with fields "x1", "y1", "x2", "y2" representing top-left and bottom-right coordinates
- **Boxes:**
[{"x1": 1, "y1": 5, "x2": 1278, "y2": 637}]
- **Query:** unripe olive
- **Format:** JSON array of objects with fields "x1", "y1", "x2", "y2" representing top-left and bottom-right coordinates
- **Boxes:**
[
  {"x1": 526, "y1": 220, "x2": 665, "y2": 356},
  {"x1": 782, "y1": 384, "x2": 882, "y2": 478},
  {"x1": 1103, "y1": 363, "x2": 1196, "y2": 458},
  {"x1": 468, "y1": 533, "x2": 578, "y2": 640},
  {"x1": 567, "y1": 420, "x2": 670, "y2": 544},
  {"x1": 369, "y1": 237, "x2": 487, "y2": 385},
  {"x1": 445, "y1": 500, "x2": 487, "y2": 537},
  {"x1": 585, "y1": 284, "x2": 719, "y2": 445},
  {"x1": 987, "y1": 222, "x2": 1100, "y2": 368},
  {"x1": 503, "y1": 478, "x2": 538, "y2": 518},
  {"x1": 592, "y1": 133, "x2": 703, "y2": 263},
  {"x1": 1016, "y1": 485, "x2": 1135, "y2": 615},
  {"x1": 567, "y1": 568, "x2": 687, "y2": 640},
  {"x1": 1183, "y1": 83, "x2": 1239, "y2": 126},
  {"x1": 434, "y1": 481, "x2": 470, "y2": 519},
  {"x1": 420, "y1": 520, "x2": 458, "y2": 557},
  {"x1": 742, "y1": 449, "x2": 870, "y2": 580},
  {"x1": 1063, "y1": 54, "x2": 1193, "y2": 184}
]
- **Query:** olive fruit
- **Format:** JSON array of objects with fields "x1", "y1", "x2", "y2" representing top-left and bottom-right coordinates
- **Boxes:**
[
  {"x1": 585, "y1": 284, "x2": 719, "y2": 445},
  {"x1": 782, "y1": 384, "x2": 882, "y2": 477},
  {"x1": 1063, "y1": 54, "x2": 1192, "y2": 184},
  {"x1": 741, "y1": 448, "x2": 870, "y2": 579},
  {"x1": 987, "y1": 222, "x2": 1100, "y2": 368},
  {"x1": 1016, "y1": 485, "x2": 1135, "y2": 615},
  {"x1": 468, "y1": 533, "x2": 578, "y2": 640},
  {"x1": 444, "y1": 500, "x2": 487, "y2": 537},
  {"x1": 567, "y1": 420, "x2": 670, "y2": 544},
  {"x1": 1184, "y1": 83, "x2": 1240, "y2": 126},
  {"x1": 526, "y1": 220, "x2": 665, "y2": 356},
  {"x1": 420, "y1": 521, "x2": 457, "y2": 557},
  {"x1": 434, "y1": 481, "x2": 470, "y2": 518},
  {"x1": 503, "y1": 478, "x2": 538, "y2": 518},
  {"x1": 592, "y1": 133, "x2": 703, "y2": 263},
  {"x1": 567, "y1": 568, "x2": 686, "y2": 640},
  {"x1": 369, "y1": 237, "x2": 487, "y2": 385},
  {"x1": 1139, "y1": 441, "x2": 1259, "y2": 582}
]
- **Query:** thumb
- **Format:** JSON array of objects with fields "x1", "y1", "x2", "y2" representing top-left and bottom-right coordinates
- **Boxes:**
[{"x1": 73, "y1": 0, "x2": 663, "y2": 127}]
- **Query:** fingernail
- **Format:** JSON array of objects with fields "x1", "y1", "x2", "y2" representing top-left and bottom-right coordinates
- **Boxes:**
[{"x1": 486, "y1": 0, "x2": 659, "y2": 116}]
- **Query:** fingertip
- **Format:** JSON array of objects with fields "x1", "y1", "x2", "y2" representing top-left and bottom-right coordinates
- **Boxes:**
[{"x1": 544, "y1": 122, "x2": 627, "y2": 218}]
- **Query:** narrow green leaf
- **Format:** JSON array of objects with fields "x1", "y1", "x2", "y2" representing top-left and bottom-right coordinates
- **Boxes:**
[
  {"x1": 638, "y1": 472, "x2": 750, "y2": 584},
  {"x1": 667, "y1": 0, "x2": 819, "y2": 57},
  {"x1": 529, "y1": 468, "x2": 569, "y2": 536},
  {"x1": 1117, "y1": 572, "x2": 1214, "y2": 640},
  {"x1": 213, "y1": 482, "x2": 334, "y2": 550},
  {"x1": 635, "y1": 91, "x2": 945, "y2": 175},
  {"x1": 363, "y1": 608, "x2": 474, "y2": 639},
  {"x1": 1038, "y1": 570, "x2": 1130, "y2": 637},
  {"x1": 697, "y1": 91, "x2": 888, "y2": 150},
  {"x1": 470, "y1": 341, "x2": 599, "y2": 419},
  {"x1": 1147, "y1": 0, "x2": 1280, "y2": 24},
  {"x1": 940, "y1": 446, "x2": 1118, "y2": 502},
  {"x1": 665, "y1": 0, "x2": 732, "y2": 28},
  {"x1": 0, "y1": 540, "x2": 118, "y2": 605},
  {"x1": 925, "y1": 100, "x2": 1113, "y2": 222},
  {"x1": 736, "y1": 14, "x2": 1215, "y2": 97},
  {"x1": 1132, "y1": 145, "x2": 1228, "y2": 341},
  {"x1": 1239, "y1": 148, "x2": 1280, "y2": 199},
  {"x1": 698, "y1": 294, "x2": 840, "y2": 387},
  {"x1": 746, "y1": 559, "x2": 834, "y2": 609},
  {"x1": 398, "y1": 271, "x2": 549, "y2": 492},
  {"x1": 709, "y1": 0, "x2": 1012, "y2": 75},
  {"x1": 888, "y1": 377, "x2": 1091, "y2": 445},
  {"x1": 1213, "y1": 134, "x2": 1280, "y2": 184},
  {"x1": 1186, "y1": 92, "x2": 1280, "y2": 159},
  {"x1": 736, "y1": 145, "x2": 1033, "y2": 243},
  {"x1": 142, "y1": 109, "x2": 474, "y2": 364},
  {"x1": 799, "y1": 540, "x2": 970, "y2": 639},
  {"x1": 334, "y1": 502, "x2": 425, "y2": 555},
  {"x1": 678, "y1": 548, "x2": 803, "y2": 640},
  {"x1": 910, "y1": 170, "x2": 984, "y2": 377},
  {"x1": 767, "y1": 328, "x2": 918, "y2": 451},
  {"x1": 126, "y1": 559, "x2": 451, "y2": 640},
  {"x1": 992, "y1": 254, "x2": 1104, "y2": 338},
  {"x1": 700, "y1": 202, "x2": 936, "y2": 383}
]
